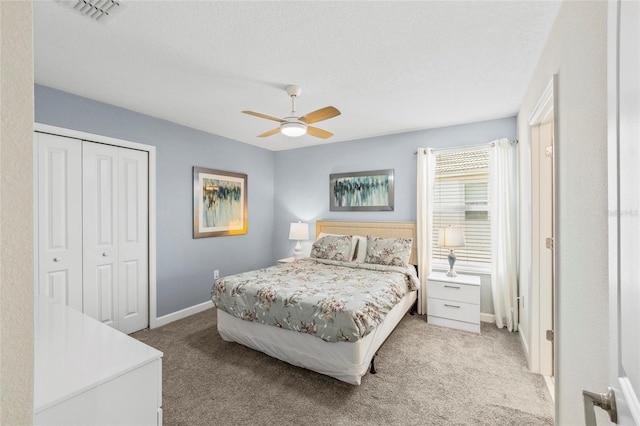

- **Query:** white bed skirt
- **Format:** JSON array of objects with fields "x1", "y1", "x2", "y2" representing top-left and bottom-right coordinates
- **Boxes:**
[{"x1": 217, "y1": 290, "x2": 417, "y2": 385}]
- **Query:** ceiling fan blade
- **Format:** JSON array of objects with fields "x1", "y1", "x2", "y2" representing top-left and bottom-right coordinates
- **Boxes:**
[
  {"x1": 242, "y1": 111, "x2": 285, "y2": 123},
  {"x1": 299, "y1": 106, "x2": 341, "y2": 124},
  {"x1": 307, "y1": 126, "x2": 333, "y2": 139},
  {"x1": 258, "y1": 128, "x2": 281, "y2": 138}
]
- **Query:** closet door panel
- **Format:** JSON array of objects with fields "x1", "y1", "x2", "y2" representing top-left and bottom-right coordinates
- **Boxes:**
[
  {"x1": 45, "y1": 271, "x2": 70, "y2": 306},
  {"x1": 36, "y1": 133, "x2": 83, "y2": 310},
  {"x1": 96, "y1": 264, "x2": 116, "y2": 324},
  {"x1": 83, "y1": 142, "x2": 119, "y2": 329},
  {"x1": 118, "y1": 149, "x2": 149, "y2": 334}
]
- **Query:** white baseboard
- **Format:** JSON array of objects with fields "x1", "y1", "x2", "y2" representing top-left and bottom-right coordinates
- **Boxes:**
[
  {"x1": 480, "y1": 313, "x2": 495, "y2": 323},
  {"x1": 543, "y1": 375, "x2": 555, "y2": 402},
  {"x1": 151, "y1": 300, "x2": 214, "y2": 329}
]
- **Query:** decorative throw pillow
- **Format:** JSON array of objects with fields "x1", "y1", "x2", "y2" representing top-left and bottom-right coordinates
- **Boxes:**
[
  {"x1": 317, "y1": 232, "x2": 357, "y2": 261},
  {"x1": 310, "y1": 235, "x2": 353, "y2": 262},
  {"x1": 364, "y1": 236, "x2": 413, "y2": 267}
]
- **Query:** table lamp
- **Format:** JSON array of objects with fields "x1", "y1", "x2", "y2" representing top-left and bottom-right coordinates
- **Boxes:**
[
  {"x1": 438, "y1": 226, "x2": 465, "y2": 277},
  {"x1": 289, "y1": 221, "x2": 309, "y2": 258}
]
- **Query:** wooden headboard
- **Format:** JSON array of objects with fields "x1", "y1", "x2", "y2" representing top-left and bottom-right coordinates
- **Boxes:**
[{"x1": 315, "y1": 220, "x2": 417, "y2": 265}]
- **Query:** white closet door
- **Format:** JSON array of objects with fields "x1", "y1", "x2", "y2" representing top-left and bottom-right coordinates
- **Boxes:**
[
  {"x1": 36, "y1": 133, "x2": 83, "y2": 310},
  {"x1": 83, "y1": 142, "x2": 119, "y2": 328},
  {"x1": 118, "y1": 148, "x2": 149, "y2": 334}
]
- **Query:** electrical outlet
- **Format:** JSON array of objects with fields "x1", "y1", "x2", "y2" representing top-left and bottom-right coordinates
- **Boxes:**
[{"x1": 214, "y1": 269, "x2": 220, "y2": 279}]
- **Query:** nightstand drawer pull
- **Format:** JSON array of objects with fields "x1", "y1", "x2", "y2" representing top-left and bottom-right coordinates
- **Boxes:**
[
  {"x1": 444, "y1": 285, "x2": 461, "y2": 289},
  {"x1": 444, "y1": 304, "x2": 461, "y2": 308}
]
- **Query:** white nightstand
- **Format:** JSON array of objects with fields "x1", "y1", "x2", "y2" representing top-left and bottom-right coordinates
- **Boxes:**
[
  {"x1": 277, "y1": 257, "x2": 296, "y2": 264},
  {"x1": 427, "y1": 271, "x2": 481, "y2": 333}
]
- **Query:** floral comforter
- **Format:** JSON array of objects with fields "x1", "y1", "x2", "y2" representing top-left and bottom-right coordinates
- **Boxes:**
[{"x1": 211, "y1": 258, "x2": 419, "y2": 343}]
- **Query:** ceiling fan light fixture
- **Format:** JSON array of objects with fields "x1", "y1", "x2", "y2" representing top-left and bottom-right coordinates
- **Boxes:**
[{"x1": 280, "y1": 121, "x2": 307, "y2": 137}]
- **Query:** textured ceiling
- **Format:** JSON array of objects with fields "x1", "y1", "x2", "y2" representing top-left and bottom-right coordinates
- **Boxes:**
[{"x1": 34, "y1": 1, "x2": 561, "y2": 151}]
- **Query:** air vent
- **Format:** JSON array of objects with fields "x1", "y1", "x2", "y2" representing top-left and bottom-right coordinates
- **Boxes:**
[{"x1": 56, "y1": 0, "x2": 126, "y2": 22}]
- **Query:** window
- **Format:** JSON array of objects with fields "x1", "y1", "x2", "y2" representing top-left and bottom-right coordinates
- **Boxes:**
[{"x1": 432, "y1": 147, "x2": 491, "y2": 270}]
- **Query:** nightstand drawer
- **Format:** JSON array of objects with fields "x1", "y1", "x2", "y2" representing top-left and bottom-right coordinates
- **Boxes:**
[
  {"x1": 428, "y1": 280, "x2": 480, "y2": 304},
  {"x1": 428, "y1": 297, "x2": 480, "y2": 324}
]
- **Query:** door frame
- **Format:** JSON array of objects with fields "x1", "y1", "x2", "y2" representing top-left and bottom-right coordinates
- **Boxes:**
[
  {"x1": 527, "y1": 76, "x2": 558, "y2": 378},
  {"x1": 607, "y1": 0, "x2": 640, "y2": 422},
  {"x1": 33, "y1": 123, "x2": 159, "y2": 329}
]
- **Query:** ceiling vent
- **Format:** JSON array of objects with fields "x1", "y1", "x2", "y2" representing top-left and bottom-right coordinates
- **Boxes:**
[{"x1": 56, "y1": 0, "x2": 126, "y2": 22}]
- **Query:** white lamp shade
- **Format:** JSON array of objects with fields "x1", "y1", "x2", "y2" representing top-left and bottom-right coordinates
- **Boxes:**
[
  {"x1": 289, "y1": 222, "x2": 309, "y2": 241},
  {"x1": 438, "y1": 227, "x2": 465, "y2": 247},
  {"x1": 281, "y1": 121, "x2": 307, "y2": 137}
]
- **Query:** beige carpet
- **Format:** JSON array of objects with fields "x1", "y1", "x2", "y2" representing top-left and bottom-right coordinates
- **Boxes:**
[{"x1": 132, "y1": 309, "x2": 553, "y2": 426}]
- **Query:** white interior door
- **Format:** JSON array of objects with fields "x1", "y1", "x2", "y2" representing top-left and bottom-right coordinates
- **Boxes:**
[
  {"x1": 118, "y1": 148, "x2": 149, "y2": 334},
  {"x1": 603, "y1": 0, "x2": 640, "y2": 424},
  {"x1": 36, "y1": 133, "x2": 83, "y2": 311},
  {"x1": 83, "y1": 141, "x2": 119, "y2": 328},
  {"x1": 35, "y1": 127, "x2": 152, "y2": 334}
]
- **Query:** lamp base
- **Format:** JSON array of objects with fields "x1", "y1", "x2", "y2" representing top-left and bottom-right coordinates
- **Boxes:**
[
  {"x1": 446, "y1": 249, "x2": 457, "y2": 277},
  {"x1": 293, "y1": 241, "x2": 303, "y2": 259}
]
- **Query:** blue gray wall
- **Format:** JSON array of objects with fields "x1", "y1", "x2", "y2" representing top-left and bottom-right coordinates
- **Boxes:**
[
  {"x1": 273, "y1": 117, "x2": 517, "y2": 315},
  {"x1": 35, "y1": 84, "x2": 515, "y2": 317},
  {"x1": 35, "y1": 85, "x2": 275, "y2": 316}
]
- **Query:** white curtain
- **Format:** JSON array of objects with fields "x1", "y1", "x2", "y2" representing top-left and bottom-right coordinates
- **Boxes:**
[
  {"x1": 416, "y1": 148, "x2": 436, "y2": 314},
  {"x1": 489, "y1": 138, "x2": 519, "y2": 331}
]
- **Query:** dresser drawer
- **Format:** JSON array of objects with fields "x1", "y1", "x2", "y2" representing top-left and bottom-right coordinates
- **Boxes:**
[
  {"x1": 428, "y1": 279, "x2": 480, "y2": 304},
  {"x1": 428, "y1": 297, "x2": 480, "y2": 324}
]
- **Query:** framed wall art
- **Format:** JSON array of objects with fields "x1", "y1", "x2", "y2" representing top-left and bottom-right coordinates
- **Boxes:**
[
  {"x1": 329, "y1": 169, "x2": 394, "y2": 211},
  {"x1": 193, "y1": 167, "x2": 247, "y2": 238}
]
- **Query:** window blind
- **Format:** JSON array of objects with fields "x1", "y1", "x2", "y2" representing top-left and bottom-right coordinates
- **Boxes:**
[{"x1": 432, "y1": 148, "x2": 491, "y2": 268}]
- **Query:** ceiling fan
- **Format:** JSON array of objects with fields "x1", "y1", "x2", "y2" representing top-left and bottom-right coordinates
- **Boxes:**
[{"x1": 242, "y1": 85, "x2": 341, "y2": 139}]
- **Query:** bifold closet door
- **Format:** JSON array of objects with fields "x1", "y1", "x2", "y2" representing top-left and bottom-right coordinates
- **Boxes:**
[
  {"x1": 36, "y1": 133, "x2": 83, "y2": 311},
  {"x1": 83, "y1": 142, "x2": 149, "y2": 333}
]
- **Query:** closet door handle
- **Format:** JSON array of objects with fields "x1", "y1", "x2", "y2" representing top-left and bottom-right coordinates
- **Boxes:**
[{"x1": 53, "y1": 257, "x2": 61, "y2": 262}]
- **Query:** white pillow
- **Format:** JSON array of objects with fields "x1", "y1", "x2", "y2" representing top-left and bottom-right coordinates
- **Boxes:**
[
  {"x1": 318, "y1": 232, "x2": 357, "y2": 261},
  {"x1": 353, "y1": 236, "x2": 367, "y2": 263}
]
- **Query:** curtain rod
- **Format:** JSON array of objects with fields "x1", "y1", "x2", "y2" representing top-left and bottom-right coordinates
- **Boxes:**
[{"x1": 413, "y1": 139, "x2": 518, "y2": 155}]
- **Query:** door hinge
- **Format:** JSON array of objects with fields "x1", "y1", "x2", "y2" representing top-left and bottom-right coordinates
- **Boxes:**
[
  {"x1": 545, "y1": 237, "x2": 554, "y2": 250},
  {"x1": 545, "y1": 145, "x2": 554, "y2": 158},
  {"x1": 546, "y1": 329, "x2": 554, "y2": 341}
]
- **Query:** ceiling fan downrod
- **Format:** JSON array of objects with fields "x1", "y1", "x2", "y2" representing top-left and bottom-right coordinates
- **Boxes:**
[{"x1": 286, "y1": 85, "x2": 302, "y2": 115}]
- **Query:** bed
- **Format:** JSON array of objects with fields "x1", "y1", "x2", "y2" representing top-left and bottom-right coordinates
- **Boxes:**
[{"x1": 212, "y1": 220, "x2": 418, "y2": 385}]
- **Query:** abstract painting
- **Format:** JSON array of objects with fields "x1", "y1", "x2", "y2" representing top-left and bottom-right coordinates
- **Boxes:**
[
  {"x1": 193, "y1": 167, "x2": 247, "y2": 238},
  {"x1": 329, "y1": 169, "x2": 394, "y2": 211}
]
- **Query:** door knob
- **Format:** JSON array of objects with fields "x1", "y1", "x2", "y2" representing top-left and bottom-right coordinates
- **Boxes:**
[
  {"x1": 102, "y1": 252, "x2": 109, "y2": 257},
  {"x1": 583, "y1": 387, "x2": 617, "y2": 425},
  {"x1": 53, "y1": 257, "x2": 61, "y2": 262}
]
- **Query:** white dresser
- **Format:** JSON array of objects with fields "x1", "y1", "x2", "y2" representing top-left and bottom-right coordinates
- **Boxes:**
[
  {"x1": 34, "y1": 297, "x2": 163, "y2": 425},
  {"x1": 427, "y1": 271, "x2": 481, "y2": 333}
]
